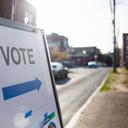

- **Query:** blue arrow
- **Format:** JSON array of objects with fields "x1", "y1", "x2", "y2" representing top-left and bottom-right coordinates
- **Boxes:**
[
  {"x1": 25, "y1": 110, "x2": 32, "y2": 118},
  {"x1": 2, "y1": 78, "x2": 42, "y2": 101}
]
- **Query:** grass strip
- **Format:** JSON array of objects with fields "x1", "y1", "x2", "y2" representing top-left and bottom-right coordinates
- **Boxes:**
[{"x1": 100, "y1": 71, "x2": 116, "y2": 91}]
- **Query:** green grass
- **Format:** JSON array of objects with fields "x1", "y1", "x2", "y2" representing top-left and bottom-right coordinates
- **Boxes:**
[
  {"x1": 101, "y1": 68, "x2": 128, "y2": 91},
  {"x1": 100, "y1": 71, "x2": 116, "y2": 92},
  {"x1": 100, "y1": 83, "x2": 110, "y2": 91}
]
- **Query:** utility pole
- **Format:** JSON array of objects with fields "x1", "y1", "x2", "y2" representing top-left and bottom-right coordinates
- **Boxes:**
[{"x1": 113, "y1": 0, "x2": 117, "y2": 72}]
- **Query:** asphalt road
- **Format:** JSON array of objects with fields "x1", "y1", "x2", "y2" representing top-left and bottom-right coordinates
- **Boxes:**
[{"x1": 57, "y1": 67, "x2": 111, "y2": 125}]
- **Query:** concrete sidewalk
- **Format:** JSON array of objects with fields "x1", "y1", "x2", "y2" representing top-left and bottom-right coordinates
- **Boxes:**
[{"x1": 66, "y1": 91, "x2": 128, "y2": 128}]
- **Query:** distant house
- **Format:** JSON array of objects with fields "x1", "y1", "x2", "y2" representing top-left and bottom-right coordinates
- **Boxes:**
[
  {"x1": 47, "y1": 33, "x2": 70, "y2": 61},
  {"x1": 0, "y1": 0, "x2": 36, "y2": 26},
  {"x1": 69, "y1": 47, "x2": 102, "y2": 66}
]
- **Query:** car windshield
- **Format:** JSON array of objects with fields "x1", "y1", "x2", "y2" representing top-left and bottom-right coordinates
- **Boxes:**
[
  {"x1": 88, "y1": 61, "x2": 96, "y2": 65},
  {"x1": 52, "y1": 65, "x2": 57, "y2": 69}
]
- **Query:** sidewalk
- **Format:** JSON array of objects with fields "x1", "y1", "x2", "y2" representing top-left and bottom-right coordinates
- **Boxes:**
[
  {"x1": 73, "y1": 92, "x2": 128, "y2": 128},
  {"x1": 66, "y1": 68, "x2": 128, "y2": 128}
]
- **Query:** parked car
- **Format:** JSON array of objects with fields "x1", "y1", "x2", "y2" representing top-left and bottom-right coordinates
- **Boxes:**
[
  {"x1": 88, "y1": 61, "x2": 97, "y2": 68},
  {"x1": 62, "y1": 61, "x2": 73, "y2": 68},
  {"x1": 51, "y1": 62, "x2": 69, "y2": 79}
]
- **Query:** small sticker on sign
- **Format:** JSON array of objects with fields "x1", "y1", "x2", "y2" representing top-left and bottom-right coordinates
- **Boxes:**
[{"x1": 40, "y1": 112, "x2": 56, "y2": 128}]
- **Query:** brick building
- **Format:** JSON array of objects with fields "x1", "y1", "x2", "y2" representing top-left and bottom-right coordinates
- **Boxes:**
[
  {"x1": 69, "y1": 47, "x2": 102, "y2": 66},
  {"x1": 47, "y1": 33, "x2": 69, "y2": 51},
  {"x1": 123, "y1": 33, "x2": 128, "y2": 67},
  {"x1": 47, "y1": 33, "x2": 69, "y2": 61},
  {"x1": 0, "y1": 0, "x2": 36, "y2": 25}
]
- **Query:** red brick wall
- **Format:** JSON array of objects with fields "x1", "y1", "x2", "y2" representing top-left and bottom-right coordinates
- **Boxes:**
[
  {"x1": 0, "y1": 0, "x2": 36, "y2": 26},
  {"x1": 15, "y1": 0, "x2": 36, "y2": 25},
  {"x1": 0, "y1": 0, "x2": 13, "y2": 19}
]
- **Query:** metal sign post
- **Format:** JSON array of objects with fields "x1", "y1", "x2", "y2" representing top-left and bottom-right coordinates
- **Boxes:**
[{"x1": 0, "y1": 17, "x2": 63, "y2": 128}]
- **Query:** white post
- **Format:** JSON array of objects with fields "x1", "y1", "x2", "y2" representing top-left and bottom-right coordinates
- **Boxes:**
[{"x1": 11, "y1": 0, "x2": 16, "y2": 21}]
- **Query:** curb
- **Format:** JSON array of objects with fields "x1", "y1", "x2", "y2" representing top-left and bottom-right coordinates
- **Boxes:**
[{"x1": 65, "y1": 73, "x2": 109, "y2": 128}]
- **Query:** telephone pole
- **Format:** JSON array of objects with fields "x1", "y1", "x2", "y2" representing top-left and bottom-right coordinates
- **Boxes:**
[{"x1": 113, "y1": 0, "x2": 117, "y2": 72}]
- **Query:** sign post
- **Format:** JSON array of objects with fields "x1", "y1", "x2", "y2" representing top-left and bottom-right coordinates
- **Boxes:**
[{"x1": 0, "y1": 17, "x2": 63, "y2": 128}]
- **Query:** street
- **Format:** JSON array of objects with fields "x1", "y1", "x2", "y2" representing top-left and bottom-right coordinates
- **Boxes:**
[
  {"x1": 56, "y1": 67, "x2": 111, "y2": 125},
  {"x1": 0, "y1": 2, "x2": 125, "y2": 127}
]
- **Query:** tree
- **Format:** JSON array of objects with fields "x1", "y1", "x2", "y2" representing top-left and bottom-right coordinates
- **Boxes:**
[
  {"x1": 49, "y1": 48, "x2": 69, "y2": 62},
  {"x1": 102, "y1": 53, "x2": 113, "y2": 67}
]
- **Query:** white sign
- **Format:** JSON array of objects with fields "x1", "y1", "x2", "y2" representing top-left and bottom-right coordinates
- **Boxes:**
[{"x1": 0, "y1": 22, "x2": 62, "y2": 128}]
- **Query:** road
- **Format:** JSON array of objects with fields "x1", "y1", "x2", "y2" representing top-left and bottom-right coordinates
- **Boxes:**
[{"x1": 56, "y1": 67, "x2": 111, "y2": 125}]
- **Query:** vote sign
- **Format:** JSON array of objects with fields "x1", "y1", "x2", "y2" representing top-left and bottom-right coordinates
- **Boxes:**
[{"x1": 0, "y1": 19, "x2": 63, "y2": 128}]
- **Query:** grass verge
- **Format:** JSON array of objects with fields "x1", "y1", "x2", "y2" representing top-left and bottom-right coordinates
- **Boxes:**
[{"x1": 100, "y1": 71, "x2": 116, "y2": 91}]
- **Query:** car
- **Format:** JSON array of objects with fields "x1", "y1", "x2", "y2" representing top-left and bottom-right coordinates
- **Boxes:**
[
  {"x1": 62, "y1": 61, "x2": 73, "y2": 68},
  {"x1": 51, "y1": 62, "x2": 69, "y2": 79},
  {"x1": 88, "y1": 61, "x2": 97, "y2": 68}
]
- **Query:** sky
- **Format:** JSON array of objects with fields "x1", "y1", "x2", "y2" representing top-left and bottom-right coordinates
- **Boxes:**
[{"x1": 27, "y1": 0, "x2": 128, "y2": 53}]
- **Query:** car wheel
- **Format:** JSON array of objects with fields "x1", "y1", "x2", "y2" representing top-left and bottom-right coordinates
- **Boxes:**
[
  {"x1": 56, "y1": 74, "x2": 60, "y2": 80},
  {"x1": 65, "y1": 73, "x2": 68, "y2": 78}
]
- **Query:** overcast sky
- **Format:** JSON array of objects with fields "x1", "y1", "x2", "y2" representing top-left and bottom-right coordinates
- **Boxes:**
[{"x1": 27, "y1": 0, "x2": 128, "y2": 53}]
